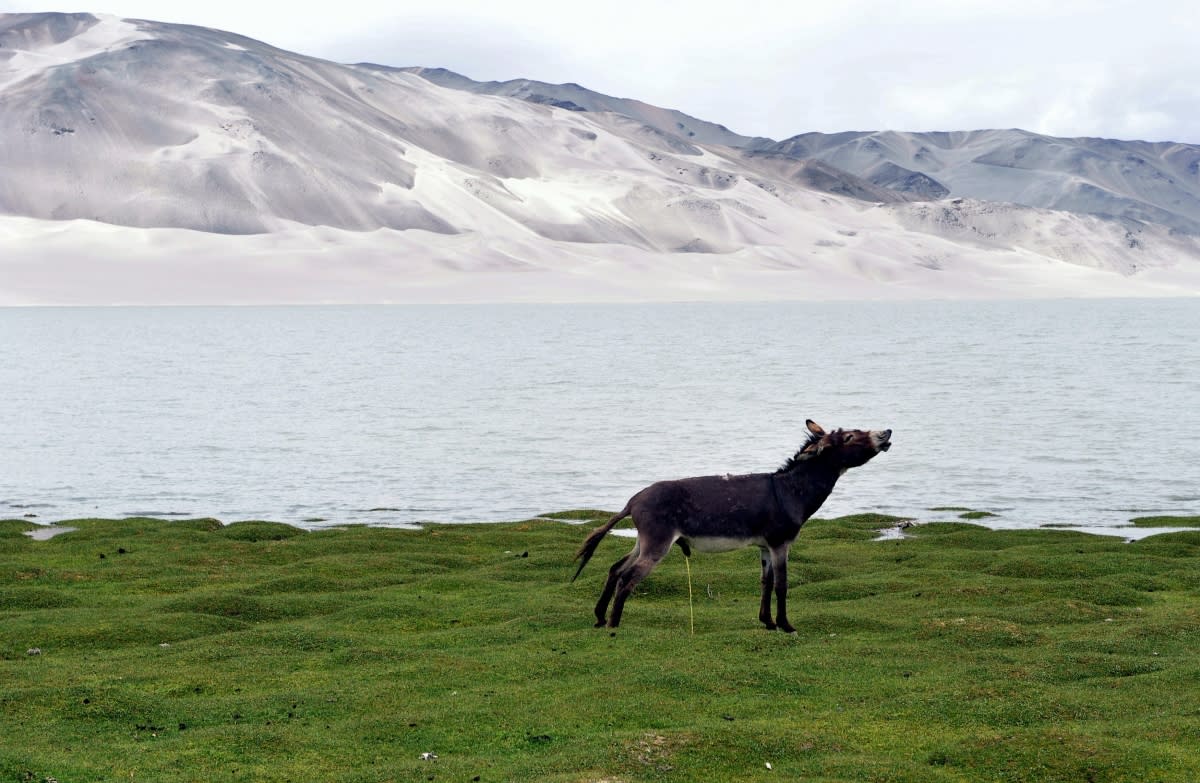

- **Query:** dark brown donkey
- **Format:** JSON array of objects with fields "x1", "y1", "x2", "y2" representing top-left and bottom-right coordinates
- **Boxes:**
[{"x1": 573, "y1": 420, "x2": 892, "y2": 631}]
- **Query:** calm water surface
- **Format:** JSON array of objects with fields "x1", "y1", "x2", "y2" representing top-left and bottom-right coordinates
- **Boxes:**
[{"x1": 1, "y1": 300, "x2": 1196, "y2": 537}]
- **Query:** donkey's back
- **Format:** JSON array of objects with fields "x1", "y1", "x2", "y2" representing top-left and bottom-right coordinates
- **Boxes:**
[{"x1": 627, "y1": 472, "x2": 785, "y2": 545}]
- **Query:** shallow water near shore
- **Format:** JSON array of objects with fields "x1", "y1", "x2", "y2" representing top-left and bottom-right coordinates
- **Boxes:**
[{"x1": 1, "y1": 299, "x2": 1197, "y2": 533}]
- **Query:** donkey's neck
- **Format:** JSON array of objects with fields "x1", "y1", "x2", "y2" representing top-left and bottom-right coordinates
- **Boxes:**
[{"x1": 774, "y1": 460, "x2": 843, "y2": 521}]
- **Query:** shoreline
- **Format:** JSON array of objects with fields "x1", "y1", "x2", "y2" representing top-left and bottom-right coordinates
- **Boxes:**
[{"x1": 11, "y1": 511, "x2": 1200, "y2": 543}]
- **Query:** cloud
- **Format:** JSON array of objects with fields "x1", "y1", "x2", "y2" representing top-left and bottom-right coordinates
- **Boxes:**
[{"x1": 314, "y1": 14, "x2": 577, "y2": 80}]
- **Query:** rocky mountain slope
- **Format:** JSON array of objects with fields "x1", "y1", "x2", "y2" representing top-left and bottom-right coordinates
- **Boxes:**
[
  {"x1": 1, "y1": 12, "x2": 1198, "y2": 304},
  {"x1": 755, "y1": 129, "x2": 1200, "y2": 233}
]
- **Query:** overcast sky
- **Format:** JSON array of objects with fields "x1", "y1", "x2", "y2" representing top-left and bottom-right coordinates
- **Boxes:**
[{"x1": 4, "y1": 0, "x2": 1198, "y2": 143}]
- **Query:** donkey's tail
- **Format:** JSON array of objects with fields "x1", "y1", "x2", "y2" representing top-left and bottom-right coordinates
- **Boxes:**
[{"x1": 571, "y1": 503, "x2": 631, "y2": 582}]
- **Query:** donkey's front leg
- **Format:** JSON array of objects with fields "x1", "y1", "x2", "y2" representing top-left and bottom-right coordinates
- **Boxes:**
[
  {"x1": 758, "y1": 548, "x2": 776, "y2": 630},
  {"x1": 769, "y1": 544, "x2": 796, "y2": 633}
]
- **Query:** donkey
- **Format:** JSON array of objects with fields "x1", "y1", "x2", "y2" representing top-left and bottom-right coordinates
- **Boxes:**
[{"x1": 573, "y1": 420, "x2": 892, "y2": 631}]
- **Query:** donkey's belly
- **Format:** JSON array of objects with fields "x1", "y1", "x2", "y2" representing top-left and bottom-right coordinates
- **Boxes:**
[{"x1": 681, "y1": 535, "x2": 766, "y2": 554}]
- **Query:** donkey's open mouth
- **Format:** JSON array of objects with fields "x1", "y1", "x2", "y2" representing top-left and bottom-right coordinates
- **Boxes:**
[{"x1": 873, "y1": 429, "x2": 893, "y2": 452}]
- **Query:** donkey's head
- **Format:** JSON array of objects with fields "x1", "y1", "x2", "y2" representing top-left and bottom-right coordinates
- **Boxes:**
[{"x1": 798, "y1": 419, "x2": 892, "y2": 469}]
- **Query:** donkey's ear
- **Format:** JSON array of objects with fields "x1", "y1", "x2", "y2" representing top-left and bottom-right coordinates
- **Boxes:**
[{"x1": 806, "y1": 420, "x2": 826, "y2": 436}]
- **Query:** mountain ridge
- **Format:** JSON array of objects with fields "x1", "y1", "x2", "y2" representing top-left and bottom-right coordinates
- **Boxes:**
[
  {"x1": 381, "y1": 65, "x2": 1200, "y2": 233},
  {"x1": 755, "y1": 128, "x2": 1200, "y2": 233}
]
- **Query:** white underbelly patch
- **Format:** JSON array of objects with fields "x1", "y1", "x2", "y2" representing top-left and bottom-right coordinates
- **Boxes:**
[{"x1": 680, "y1": 535, "x2": 766, "y2": 554}]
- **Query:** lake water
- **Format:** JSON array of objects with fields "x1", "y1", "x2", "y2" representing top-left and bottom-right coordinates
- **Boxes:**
[{"x1": 1, "y1": 300, "x2": 1197, "y2": 538}]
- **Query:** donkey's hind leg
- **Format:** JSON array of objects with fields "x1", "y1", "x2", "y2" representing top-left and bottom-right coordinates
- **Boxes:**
[
  {"x1": 594, "y1": 543, "x2": 638, "y2": 627},
  {"x1": 607, "y1": 538, "x2": 671, "y2": 629}
]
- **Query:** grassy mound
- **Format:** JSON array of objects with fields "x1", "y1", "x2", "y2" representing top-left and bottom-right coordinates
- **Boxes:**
[
  {"x1": 2, "y1": 514, "x2": 1198, "y2": 781},
  {"x1": 1130, "y1": 515, "x2": 1200, "y2": 528}
]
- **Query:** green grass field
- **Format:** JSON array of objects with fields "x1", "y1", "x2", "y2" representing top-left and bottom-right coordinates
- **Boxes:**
[{"x1": 2, "y1": 513, "x2": 1199, "y2": 782}]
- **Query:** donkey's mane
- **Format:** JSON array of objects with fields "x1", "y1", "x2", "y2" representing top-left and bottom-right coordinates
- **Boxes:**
[{"x1": 775, "y1": 428, "x2": 842, "y2": 474}]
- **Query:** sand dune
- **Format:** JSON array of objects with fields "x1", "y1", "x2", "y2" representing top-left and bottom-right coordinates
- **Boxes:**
[{"x1": 1, "y1": 12, "x2": 1198, "y2": 304}]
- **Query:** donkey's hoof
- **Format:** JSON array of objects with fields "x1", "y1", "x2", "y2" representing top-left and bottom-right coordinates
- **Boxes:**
[
  {"x1": 761, "y1": 622, "x2": 777, "y2": 631},
  {"x1": 594, "y1": 620, "x2": 607, "y2": 628}
]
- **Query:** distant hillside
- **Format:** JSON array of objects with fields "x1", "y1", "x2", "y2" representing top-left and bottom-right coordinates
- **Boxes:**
[
  {"x1": 388, "y1": 68, "x2": 1200, "y2": 234},
  {"x1": 750, "y1": 129, "x2": 1200, "y2": 233}
]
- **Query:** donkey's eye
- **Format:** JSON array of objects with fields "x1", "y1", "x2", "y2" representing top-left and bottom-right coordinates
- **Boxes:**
[{"x1": 843, "y1": 433, "x2": 855, "y2": 443}]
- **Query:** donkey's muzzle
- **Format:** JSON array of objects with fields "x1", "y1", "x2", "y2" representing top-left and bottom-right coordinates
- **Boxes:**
[{"x1": 876, "y1": 429, "x2": 893, "y2": 452}]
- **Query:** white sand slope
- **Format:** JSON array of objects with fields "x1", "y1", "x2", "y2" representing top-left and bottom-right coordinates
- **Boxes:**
[{"x1": 1, "y1": 12, "x2": 1199, "y2": 304}]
